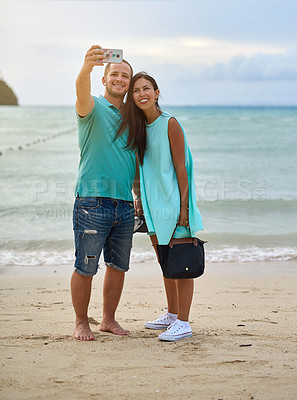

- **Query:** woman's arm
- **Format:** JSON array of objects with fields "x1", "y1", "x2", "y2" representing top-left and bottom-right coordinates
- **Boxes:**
[
  {"x1": 133, "y1": 153, "x2": 143, "y2": 215},
  {"x1": 168, "y1": 117, "x2": 189, "y2": 226}
]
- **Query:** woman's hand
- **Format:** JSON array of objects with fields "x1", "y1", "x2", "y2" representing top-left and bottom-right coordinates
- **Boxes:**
[
  {"x1": 178, "y1": 204, "x2": 189, "y2": 227},
  {"x1": 134, "y1": 198, "x2": 143, "y2": 216}
]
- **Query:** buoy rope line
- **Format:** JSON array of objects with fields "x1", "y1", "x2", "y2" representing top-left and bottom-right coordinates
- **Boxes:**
[{"x1": 0, "y1": 126, "x2": 76, "y2": 156}]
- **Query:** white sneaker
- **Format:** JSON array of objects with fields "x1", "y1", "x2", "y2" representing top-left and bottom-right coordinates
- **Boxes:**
[
  {"x1": 158, "y1": 319, "x2": 192, "y2": 341},
  {"x1": 144, "y1": 313, "x2": 177, "y2": 330}
]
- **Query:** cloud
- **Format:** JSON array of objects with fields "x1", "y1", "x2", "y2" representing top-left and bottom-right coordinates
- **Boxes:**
[
  {"x1": 199, "y1": 51, "x2": 297, "y2": 81},
  {"x1": 1, "y1": 0, "x2": 297, "y2": 105}
]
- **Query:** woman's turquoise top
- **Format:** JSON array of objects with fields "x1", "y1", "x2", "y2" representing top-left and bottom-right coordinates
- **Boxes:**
[{"x1": 139, "y1": 112, "x2": 203, "y2": 245}]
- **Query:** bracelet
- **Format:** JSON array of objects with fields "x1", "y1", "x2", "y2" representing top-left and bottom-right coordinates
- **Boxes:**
[
  {"x1": 136, "y1": 196, "x2": 141, "y2": 200},
  {"x1": 181, "y1": 202, "x2": 189, "y2": 210}
]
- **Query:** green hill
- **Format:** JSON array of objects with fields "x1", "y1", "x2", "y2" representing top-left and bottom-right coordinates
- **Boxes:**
[{"x1": 0, "y1": 79, "x2": 18, "y2": 105}]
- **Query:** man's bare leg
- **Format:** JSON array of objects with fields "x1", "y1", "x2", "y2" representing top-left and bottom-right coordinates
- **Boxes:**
[
  {"x1": 71, "y1": 271, "x2": 95, "y2": 341},
  {"x1": 100, "y1": 266, "x2": 130, "y2": 335}
]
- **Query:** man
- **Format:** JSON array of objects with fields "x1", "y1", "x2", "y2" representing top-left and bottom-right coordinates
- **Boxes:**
[{"x1": 71, "y1": 45, "x2": 135, "y2": 341}]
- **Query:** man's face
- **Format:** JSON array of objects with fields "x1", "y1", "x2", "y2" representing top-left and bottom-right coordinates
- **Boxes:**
[{"x1": 102, "y1": 63, "x2": 131, "y2": 99}]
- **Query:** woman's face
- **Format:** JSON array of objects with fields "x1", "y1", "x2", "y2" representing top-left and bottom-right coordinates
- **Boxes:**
[{"x1": 132, "y1": 78, "x2": 159, "y2": 112}]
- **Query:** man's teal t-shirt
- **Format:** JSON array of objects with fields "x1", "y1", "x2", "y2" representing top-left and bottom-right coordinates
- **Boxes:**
[{"x1": 74, "y1": 95, "x2": 136, "y2": 201}]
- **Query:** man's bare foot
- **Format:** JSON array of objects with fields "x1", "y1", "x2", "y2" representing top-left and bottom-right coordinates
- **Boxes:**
[
  {"x1": 74, "y1": 322, "x2": 95, "y2": 341},
  {"x1": 100, "y1": 319, "x2": 130, "y2": 336}
]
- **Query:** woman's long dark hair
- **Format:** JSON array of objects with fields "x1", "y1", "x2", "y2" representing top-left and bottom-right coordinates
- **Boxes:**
[{"x1": 117, "y1": 72, "x2": 161, "y2": 164}]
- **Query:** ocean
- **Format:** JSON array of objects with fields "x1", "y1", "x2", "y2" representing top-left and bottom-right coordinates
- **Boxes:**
[{"x1": 0, "y1": 105, "x2": 296, "y2": 268}]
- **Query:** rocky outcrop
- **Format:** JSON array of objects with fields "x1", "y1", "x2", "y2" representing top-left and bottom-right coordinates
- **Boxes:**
[{"x1": 0, "y1": 79, "x2": 18, "y2": 105}]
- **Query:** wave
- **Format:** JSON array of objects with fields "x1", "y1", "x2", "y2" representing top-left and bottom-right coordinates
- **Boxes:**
[
  {"x1": 0, "y1": 246, "x2": 296, "y2": 267},
  {"x1": 205, "y1": 246, "x2": 297, "y2": 263}
]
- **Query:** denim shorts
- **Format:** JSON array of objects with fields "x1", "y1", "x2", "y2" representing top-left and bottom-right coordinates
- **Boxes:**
[{"x1": 73, "y1": 197, "x2": 134, "y2": 276}]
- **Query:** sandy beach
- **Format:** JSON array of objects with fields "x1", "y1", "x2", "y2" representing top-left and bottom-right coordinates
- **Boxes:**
[{"x1": 1, "y1": 261, "x2": 297, "y2": 400}]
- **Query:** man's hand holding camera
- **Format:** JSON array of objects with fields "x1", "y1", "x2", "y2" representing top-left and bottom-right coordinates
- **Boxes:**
[{"x1": 81, "y1": 45, "x2": 105, "y2": 74}]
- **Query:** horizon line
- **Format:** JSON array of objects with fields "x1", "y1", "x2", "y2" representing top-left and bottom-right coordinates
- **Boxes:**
[{"x1": 3, "y1": 103, "x2": 297, "y2": 108}]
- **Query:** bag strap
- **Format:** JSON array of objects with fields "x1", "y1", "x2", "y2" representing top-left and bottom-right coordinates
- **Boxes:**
[
  {"x1": 169, "y1": 224, "x2": 179, "y2": 241},
  {"x1": 168, "y1": 223, "x2": 198, "y2": 248},
  {"x1": 170, "y1": 237, "x2": 198, "y2": 248}
]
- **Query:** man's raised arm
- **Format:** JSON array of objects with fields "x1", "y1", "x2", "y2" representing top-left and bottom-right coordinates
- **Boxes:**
[{"x1": 75, "y1": 45, "x2": 104, "y2": 117}]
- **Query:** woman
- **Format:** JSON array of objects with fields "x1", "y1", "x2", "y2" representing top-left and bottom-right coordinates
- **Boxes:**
[{"x1": 118, "y1": 72, "x2": 203, "y2": 341}]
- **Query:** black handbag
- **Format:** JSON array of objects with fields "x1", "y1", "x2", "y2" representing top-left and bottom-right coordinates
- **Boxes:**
[{"x1": 156, "y1": 226, "x2": 206, "y2": 279}]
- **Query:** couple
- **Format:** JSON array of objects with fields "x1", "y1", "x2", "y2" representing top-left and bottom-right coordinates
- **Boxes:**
[{"x1": 71, "y1": 45, "x2": 203, "y2": 342}]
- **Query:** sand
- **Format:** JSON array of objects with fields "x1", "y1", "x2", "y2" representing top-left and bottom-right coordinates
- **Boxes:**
[{"x1": 0, "y1": 261, "x2": 297, "y2": 400}]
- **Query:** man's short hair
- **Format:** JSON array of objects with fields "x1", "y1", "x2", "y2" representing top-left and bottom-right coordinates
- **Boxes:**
[{"x1": 104, "y1": 60, "x2": 133, "y2": 79}]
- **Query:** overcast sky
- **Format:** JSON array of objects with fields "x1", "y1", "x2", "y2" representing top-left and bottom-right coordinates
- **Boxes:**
[{"x1": 1, "y1": 0, "x2": 297, "y2": 105}]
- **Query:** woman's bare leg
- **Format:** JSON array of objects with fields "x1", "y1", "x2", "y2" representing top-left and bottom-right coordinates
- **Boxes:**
[
  {"x1": 176, "y1": 278, "x2": 194, "y2": 321},
  {"x1": 163, "y1": 277, "x2": 178, "y2": 314},
  {"x1": 150, "y1": 235, "x2": 178, "y2": 314}
]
